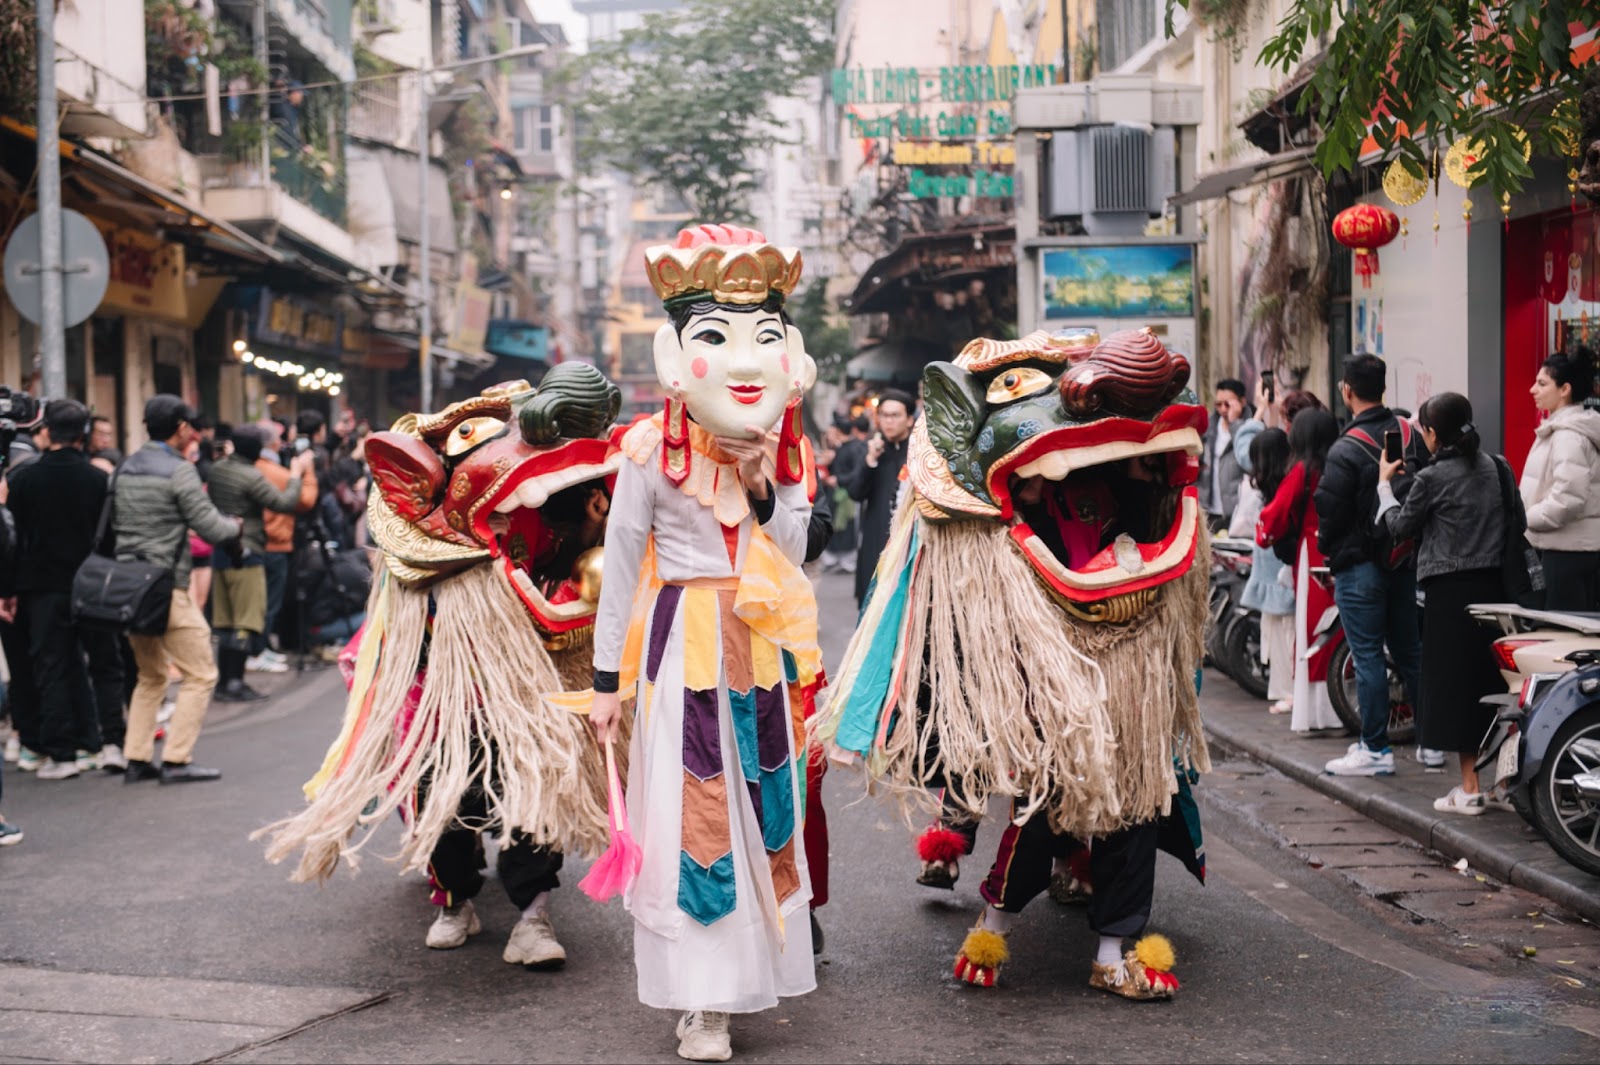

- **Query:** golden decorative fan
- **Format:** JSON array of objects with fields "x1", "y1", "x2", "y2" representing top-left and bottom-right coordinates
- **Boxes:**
[
  {"x1": 1445, "y1": 127, "x2": 1531, "y2": 188},
  {"x1": 1553, "y1": 99, "x2": 1582, "y2": 158},
  {"x1": 1382, "y1": 159, "x2": 1428, "y2": 206}
]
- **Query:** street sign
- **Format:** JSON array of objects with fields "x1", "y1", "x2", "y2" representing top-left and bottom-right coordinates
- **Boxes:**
[{"x1": 3, "y1": 208, "x2": 109, "y2": 327}]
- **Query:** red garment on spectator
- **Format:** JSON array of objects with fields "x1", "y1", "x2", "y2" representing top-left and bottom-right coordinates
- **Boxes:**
[{"x1": 1257, "y1": 462, "x2": 1333, "y2": 682}]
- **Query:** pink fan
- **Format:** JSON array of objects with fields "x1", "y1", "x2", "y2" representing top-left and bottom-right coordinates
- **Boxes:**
[{"x1": 577, "y1": 737, "x2": 641, "y2": 902}]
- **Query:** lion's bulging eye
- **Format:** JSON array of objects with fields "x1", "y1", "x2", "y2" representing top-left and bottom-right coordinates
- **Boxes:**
[{"x1": 985, "y1": 366, "x2": 1054, "y2": 404}]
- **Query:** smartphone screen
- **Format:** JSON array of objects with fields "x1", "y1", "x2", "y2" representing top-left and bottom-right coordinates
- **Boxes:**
[{"x1": 1383, "y1": 430, "x2": 1402, "y2": 463}]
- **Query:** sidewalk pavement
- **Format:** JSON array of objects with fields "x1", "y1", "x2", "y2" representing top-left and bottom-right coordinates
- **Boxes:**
[{"x1": 1201, "y1": 668, "x2": 1600, "y2": 926}]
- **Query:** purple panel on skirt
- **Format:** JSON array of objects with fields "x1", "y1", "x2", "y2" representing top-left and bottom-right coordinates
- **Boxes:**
[
  {"x1": 755, "y1": 683, "x2": 789, "y2": 772},
  {"x1": 682, "y1": 687, "x2": 722, "y2": 780},
  {"x1": 647, "y1": 584, "x2": 684, "y2": 684},
  {"x1": 747, "y1": 779, "x2": 764, "y2": 831}
]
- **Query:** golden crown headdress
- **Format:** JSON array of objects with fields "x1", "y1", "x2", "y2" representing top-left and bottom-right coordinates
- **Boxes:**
[{"x1": 645, "y1": 224, "x2": 804, "y2": 308}]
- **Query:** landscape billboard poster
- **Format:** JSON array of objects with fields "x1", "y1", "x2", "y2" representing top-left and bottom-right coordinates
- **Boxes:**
[{"x1": 1042, "y1": 244, "x2": 1195, "y2": 320}]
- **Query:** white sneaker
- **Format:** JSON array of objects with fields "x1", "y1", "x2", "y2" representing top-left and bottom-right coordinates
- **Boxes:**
[
  {"x1": 75, "y1": 749, "x2": 100, "y2": 772},
  {"x1": 36, "y1": 758, "x2": 81, "y2": 781},
  {"x1": 261, "y1": 649, "x2": 289, "y2": 667},
  {"x1": 245, "y1": 653, "x2": 289, "y2": 674},
  {"x1": 156, "y1": 700, "x2": 177, "y2": 726},
  {"x1": 99, "y1": 744, "x2": 127, "y2": 772},
  {"x1": 502, "y1": 911, "x2": 567, "y2": 969},
  {"x1": 676, "y1": 1010, "x2": 732, "y2": 1062},
  {"x1": 1433, "y1": 786, "x2": 1486, "y2": 816},
  {"x1": 4, "y1": 735, "x2": 18, "y2": 762},
  {"x1": 15, "y1": 748, "x2": 41, "y2": 771},
  {"x1": 1413, "y1": 747, "x2": 1446, "y2": 771},
  {"x1": 1324, "y1": 744, "x2": 1395, "y2": 776},
  {"x1": 425, "y1": 901, "x2": 481, "y2": 949}
]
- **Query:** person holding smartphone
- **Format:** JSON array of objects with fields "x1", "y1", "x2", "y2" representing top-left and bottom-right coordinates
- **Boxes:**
[{"x1": 1373, "y1": 393, "x2": 1513, "y2": 814}]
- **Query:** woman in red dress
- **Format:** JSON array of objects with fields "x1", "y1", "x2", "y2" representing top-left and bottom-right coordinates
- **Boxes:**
[{"x1": 1257, "y1": 408, "x2": 1341, "y2": 732}]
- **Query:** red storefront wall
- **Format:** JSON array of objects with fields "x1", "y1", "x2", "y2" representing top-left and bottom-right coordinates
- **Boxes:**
[{"x1": 1502, "y1": 203, "x2": 1600, "y2": 475}]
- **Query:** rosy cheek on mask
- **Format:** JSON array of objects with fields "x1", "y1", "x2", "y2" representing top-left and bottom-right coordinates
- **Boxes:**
[
  {"x1": 780, "y1": 352, "x2": 790, "y2": 374},
  {"x1": 691, "y1": 357, "x2": 708, "y2": 379}
]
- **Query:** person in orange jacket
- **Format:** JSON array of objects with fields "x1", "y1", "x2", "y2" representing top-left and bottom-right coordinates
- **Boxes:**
[{"x1": 252, "y1": 421, "x2": 317, "y2": 672}]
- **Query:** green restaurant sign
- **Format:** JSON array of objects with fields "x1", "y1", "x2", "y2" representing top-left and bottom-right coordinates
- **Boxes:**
[{"x1": 830, "y1": 64, "x2": 1059, "y2": 106}]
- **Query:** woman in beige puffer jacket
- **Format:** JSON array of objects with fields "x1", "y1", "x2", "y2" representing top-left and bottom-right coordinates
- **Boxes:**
[{"x1": 1519, "y1": 350, "x2": 1600, "y2": 610}]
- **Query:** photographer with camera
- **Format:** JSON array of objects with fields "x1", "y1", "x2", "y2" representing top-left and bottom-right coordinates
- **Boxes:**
[
  {"x1": 6, "y1": 400, "x2": 126, "y2": 780},
  {"x1": 206, "y1": 425, "x2": 311, "y2": 702},
  {"x1": 115, "y1": 396, "x2": 244, "y2": 785}
]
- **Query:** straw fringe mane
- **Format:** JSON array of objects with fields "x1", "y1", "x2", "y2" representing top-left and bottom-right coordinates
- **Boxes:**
[
  {"x1": 255, "y1": 564, "x2": 611, "y2": 882},
  {"x1": 884, "y1": 518, "x2": 1209, "y2": 839}
]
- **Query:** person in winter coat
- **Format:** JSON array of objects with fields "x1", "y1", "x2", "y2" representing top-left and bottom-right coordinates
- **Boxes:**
[
  {"x1": 1375, "y1": 393, "x2": 1510, "y2": 815},
  {"x1": 1230, "y1": 428, "x2": 1295, "y2": 714},
  {"x1": 1520, "y1": 348, "x2": 1600, "y2": 611}
]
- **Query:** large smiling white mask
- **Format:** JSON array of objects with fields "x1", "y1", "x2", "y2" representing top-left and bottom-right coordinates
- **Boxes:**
[{"x1": 646, "y1": 224, "x2": 816, "y2": 440}]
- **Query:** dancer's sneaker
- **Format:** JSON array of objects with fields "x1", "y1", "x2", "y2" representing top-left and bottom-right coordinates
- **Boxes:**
[
  {"x1": 675, "y1": 1010, "x2": 732, "y2": 1062},
  {"x1": 425, "y1": 901, "x2": 481, "y2": 949},
  {"x1": 502, "y1": 912, "x2": 566, "y2": 970}
]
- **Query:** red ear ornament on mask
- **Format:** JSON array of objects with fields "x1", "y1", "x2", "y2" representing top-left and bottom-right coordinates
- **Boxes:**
[{"x1": 365, "y1": 431, "x2": 447, "y2": 521}]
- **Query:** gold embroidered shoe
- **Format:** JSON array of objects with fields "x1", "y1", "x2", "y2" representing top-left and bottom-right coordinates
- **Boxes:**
[{"x1": 1089, "y1": 935, "x2": 1180, "y2": 1001}]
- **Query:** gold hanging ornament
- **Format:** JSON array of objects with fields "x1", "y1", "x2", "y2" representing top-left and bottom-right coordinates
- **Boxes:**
[
  {"x1": 1445, "y1": 128, "x2": 1529, "y2": 235},
  {"x1": 1383, "y1": 159, "x2": 1428, "y2": 246}
]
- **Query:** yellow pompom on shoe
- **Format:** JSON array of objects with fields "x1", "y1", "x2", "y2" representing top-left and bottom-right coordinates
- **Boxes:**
[
  {"x1": 953, "y1": 927, "x2": 1009, "y2": 988},
  {"x1": 1134, "y1": 934, "x2": 1176, "y2": 975}
]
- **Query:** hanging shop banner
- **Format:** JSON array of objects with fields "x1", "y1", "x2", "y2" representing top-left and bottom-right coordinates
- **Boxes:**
[
  {"x1": 94, "y1": 221, "x2": 187, "y2": 322},
  {"x1": 251, "y1": 288, "x2": 343, "y2": 359}
]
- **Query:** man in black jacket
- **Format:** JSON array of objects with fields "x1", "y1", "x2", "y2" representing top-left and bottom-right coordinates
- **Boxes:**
[
  {"x1": 848, "y1": 391, "x2": 914, "y2": 605},
  {"x1": 1312, "y1": 355, "x2": 1425, "y2": 777},
  {"x1": 7, "y1": 400, "x2": 125, "y2": 780}
]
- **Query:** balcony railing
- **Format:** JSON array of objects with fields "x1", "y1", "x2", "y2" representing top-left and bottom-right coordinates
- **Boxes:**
[
  {"x1": 169, "y1": 103, "x2": 349, "y2": 228},
  {"x1": 270, "y1": 137, "x2": 350, "y2": 227}
]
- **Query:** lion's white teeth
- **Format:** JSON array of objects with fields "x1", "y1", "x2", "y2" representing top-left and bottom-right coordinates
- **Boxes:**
[
  {"x1": 1016, "y1": 449, "x2": 1072, "y2": 481},
  {"x1": 1112, "y1": 533, "x2": 1144, "y2": 574},
  {"x1": 516, "y1": 480, "x2": 549, "y2": 510}
]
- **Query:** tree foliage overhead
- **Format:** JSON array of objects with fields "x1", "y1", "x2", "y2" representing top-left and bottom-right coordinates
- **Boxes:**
[
  {"x1": 1169, "y1": 1, "x2": 1591, "y2": 199},
  {"x1": 559, "y1": 0, "x2": 835, "y2": 223}
]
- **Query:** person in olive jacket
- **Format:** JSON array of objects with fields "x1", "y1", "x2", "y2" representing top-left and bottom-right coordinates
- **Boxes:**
[{"x1": 114, "y1": 396, "x2": 243, "y2": 785}]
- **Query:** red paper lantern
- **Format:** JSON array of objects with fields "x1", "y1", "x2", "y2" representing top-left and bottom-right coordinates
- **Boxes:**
[{"x1": 1332, "y1": 204, "x2": 1401, "y2": 288}]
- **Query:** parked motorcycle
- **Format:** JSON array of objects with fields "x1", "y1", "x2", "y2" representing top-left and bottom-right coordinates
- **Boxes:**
[
  {"x1": 1306, "y1": 567, "x2": 1417, "y2": 744},
  {"x1": 1208, "y1": 538, "x2": 1268, "y2": 698},
  {"x1": 1477, "y1": 648, "x2": 1600, "y2": 877}
]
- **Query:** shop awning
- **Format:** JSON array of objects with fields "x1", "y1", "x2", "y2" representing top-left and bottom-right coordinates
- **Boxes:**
[
  {"x1": 368, "y1": 140, "x2": 458, "y2": 254},
  {"x1": 1167, "y1": 146, "x2": 1316, "y2": 207},
  {"x1": 844, "y1": 225, "x2": 1016, "y2": 316},
  {"x1": 485, "y1": 319, "x2": 551, "y2": 363}
]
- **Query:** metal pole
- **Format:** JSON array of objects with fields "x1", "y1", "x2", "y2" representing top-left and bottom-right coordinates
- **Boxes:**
[
  {"x1": 418, "y1": 41, "x2": 433, "y2": 413},
  {"x1": 35, "y1": 0, "x2": 64, "y2": 399}
]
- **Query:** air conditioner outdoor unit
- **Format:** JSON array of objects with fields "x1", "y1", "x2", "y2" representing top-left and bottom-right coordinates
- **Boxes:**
[{"x1": 1045, "y1": 125, "x2": 1177, "y2": 235}]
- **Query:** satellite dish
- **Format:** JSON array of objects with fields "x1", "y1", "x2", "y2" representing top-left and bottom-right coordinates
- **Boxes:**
[{"x1": 3, "y1": 208, "x2": 110, "y2": 327}]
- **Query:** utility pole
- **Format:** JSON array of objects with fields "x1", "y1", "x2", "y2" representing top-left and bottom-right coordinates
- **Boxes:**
[
  {"x1": 418, "y1": 26, "x2": 434, "y2": 414},
  {"x1": 35, "y1": 0, "x2": 64, "y2": 399}
]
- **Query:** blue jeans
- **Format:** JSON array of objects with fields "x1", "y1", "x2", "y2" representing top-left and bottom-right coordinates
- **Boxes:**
[
  {"x1": 261, "y1": 552, "x2": 290, "y2": 651},
  {"x1": 1332, "y1": 562, "x2": 1423, "y2": 751}
]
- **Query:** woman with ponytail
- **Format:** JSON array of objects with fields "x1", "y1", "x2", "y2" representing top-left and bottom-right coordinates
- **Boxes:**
[
  {"x1": 1375, "y1": 393, "x2": 1512, "y2": 815},
  {"x1": 1520, "y1": 348, "x2": 1600, "y2": 611}
]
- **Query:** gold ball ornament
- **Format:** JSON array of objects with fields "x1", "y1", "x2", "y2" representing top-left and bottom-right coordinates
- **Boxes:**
[
  {"x1": 1432, "y1": 209, "x2": 1440, "y2": 233},
  {"x1": 1445, "y1": 128, "x2": 1530, "y2": 189},
  {"x1": 1462, "y1": 198, "x2": 1473, "y2": 223},
  {"x1": 1501, "y1": 192, "x2": 1511, "y2": 220},
  {"x1": 573, "y1": 546, "x2": 604, "y2": 604}
]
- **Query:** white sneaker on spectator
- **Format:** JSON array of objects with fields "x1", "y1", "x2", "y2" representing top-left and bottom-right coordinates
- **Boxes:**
[
  {"x1": 156, "y1": 699, "x2": 177, "y2": 726},
  {"x1": 425, "y1": 901, "x2": 481, "y2": 949},
  {"x1": 261, "y1": 649, "x2": 289, "y2": 667},
  {"x1": 246, "y1": 653, "x2": 289, "y2": 674},
  {"x1": 4, "y1": 735, "x2": 18, "y2": 762},
  {"x1": 1324, "y1": 744, "x2": 1395, "y2": 776},
  {"x1": 1433, "y1": 786, "x2": 1485, "y2": 815},
  {"x1": 1413, "y1": 746, "x2": 1446, "y2": 771},
  {"x1": 99, "y1": 744, "x2": 127, "y2": 772},
  {"x1": 36, "y1": 758, "x2": 81, "y2": 780},
  {"x1": 15, "y1": 748, "x2": 41, "y2": 771},
  {"x1": 75, "y1": 749, "x2": 99, "y2": 772}
]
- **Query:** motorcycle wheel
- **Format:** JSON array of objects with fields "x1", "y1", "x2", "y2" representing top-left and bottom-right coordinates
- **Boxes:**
[
  {"x1": 1327, "y1": 641, "x2": 1416, "y2": 745},
  {"x1": 1206, "y1": 588, "x2": 1232, "y2": 675},
  {"x1": 1529, "y1": 706, "x2": 1600, "y2": 878},
  {"x1": 1223, "y1": 612, "x2": 1270, "y2": 699}
]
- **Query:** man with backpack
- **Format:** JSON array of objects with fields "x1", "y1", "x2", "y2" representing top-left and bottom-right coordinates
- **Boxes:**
[{"x1": 1313, "y1": 355, "x2": 1426, "y2": 776}]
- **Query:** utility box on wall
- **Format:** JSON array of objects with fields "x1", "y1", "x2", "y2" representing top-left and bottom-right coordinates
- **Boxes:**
[{"x1": 1045, "y1": 126, "x2": 1178, "y2": 236}]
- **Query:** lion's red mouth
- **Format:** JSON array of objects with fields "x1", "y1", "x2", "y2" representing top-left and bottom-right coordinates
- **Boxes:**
[{"x1": 997, "y1": 406, "x2": 1205, "y2": 608}]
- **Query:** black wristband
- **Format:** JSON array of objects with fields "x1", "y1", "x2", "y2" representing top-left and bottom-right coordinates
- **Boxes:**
[
  {"x1": 750, "y1": 487, "x2": 776, "y2": 525},
  {"x1": 593, "y1": 669, "x2": 620, "y2": 694}
]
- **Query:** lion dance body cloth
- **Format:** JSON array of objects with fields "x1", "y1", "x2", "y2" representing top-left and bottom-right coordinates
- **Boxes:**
[{"x1": 256, "y1": 365, "x2": 624, "y2": 884}]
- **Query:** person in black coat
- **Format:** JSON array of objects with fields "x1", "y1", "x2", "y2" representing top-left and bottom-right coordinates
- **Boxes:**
[
  {"x1": 6, "y1": 400, "x2": 125, "y2": 778},
  {"x1": 847, "y1": 391, "x2": 914, "y2": 605}
]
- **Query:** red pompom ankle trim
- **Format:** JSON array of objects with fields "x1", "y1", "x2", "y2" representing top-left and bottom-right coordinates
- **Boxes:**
[{"x1": 917, "y1": 826, "x2": 968, "y2": 864}]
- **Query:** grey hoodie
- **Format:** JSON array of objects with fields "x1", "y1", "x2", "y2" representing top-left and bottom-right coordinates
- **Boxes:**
[{"x1": 1519, "y1": 403, "x2": 1600, "y2": 552}]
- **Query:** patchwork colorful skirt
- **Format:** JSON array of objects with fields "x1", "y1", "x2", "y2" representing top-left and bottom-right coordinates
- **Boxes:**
[{"x1": 625, "y1": 577, "x2": 815, "y2": 1013}]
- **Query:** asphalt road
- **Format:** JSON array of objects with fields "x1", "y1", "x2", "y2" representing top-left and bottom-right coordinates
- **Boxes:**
[{"x1": 4, "y1": 569, "x2": 1600, "y2": 1063}]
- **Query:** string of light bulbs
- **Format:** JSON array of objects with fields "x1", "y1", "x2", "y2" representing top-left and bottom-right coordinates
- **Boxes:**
[{"x1": 232, "y1": 339, "x2": 344, "y2": 395}]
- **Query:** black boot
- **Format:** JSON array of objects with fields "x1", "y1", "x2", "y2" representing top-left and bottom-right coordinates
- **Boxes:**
[{"x1": 213, "y1": 647, "x2": 266, "y2": 703}]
